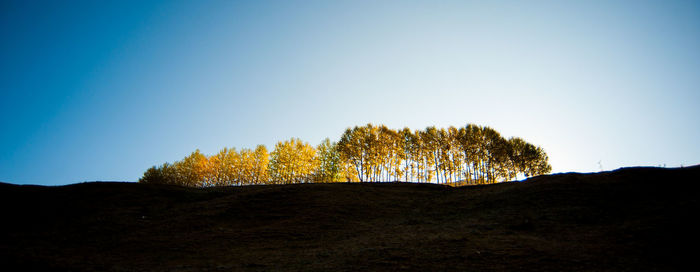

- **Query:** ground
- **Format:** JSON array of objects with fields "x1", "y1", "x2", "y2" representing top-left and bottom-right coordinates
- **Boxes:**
[{"x1": 1, "y1": 166, "x2": 698, "y2": 271}]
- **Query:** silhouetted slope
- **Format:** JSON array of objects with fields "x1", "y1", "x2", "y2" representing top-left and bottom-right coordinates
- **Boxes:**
[{"x1": 1, "y1": 166, "x2": 698, "y2": 271}]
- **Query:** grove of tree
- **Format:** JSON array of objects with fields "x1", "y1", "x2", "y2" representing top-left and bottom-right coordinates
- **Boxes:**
[{"x1": 140, "y1": 124, "x2": 551, "y2": 186}]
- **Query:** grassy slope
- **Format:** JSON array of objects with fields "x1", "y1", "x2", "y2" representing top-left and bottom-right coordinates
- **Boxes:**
[{"x1": 1, "y1": 166, "x2": 698, "y2": 271}]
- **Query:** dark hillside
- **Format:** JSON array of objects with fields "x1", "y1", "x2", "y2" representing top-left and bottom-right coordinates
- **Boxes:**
[{"x1": 1, "y1": 166, "x2": 699, "y2": 271}]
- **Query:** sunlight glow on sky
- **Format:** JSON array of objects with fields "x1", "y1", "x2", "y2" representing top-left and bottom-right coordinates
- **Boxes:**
[{"x1": 2, "y1": 0, "x2": 699, "y2": 185}]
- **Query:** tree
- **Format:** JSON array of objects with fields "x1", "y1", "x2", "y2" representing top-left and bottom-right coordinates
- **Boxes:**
[
  {"x1": 209, "y1": 148, "x2": 236, "y2": 186},
  {"x1": 420, "y1": 127, "x2": 438, "y2": 183},
  {"x1": 141, "y1": 123, "x2": 552, "y2": 187},
  {"x1": 399, "y1": 127, "x2": 415, "y2": 182},
  {"x1": 174, "y1": 149, "x2": 209, "y2": 187},
  {"x1": 252, "y1": 145, "x2": 270, "y2": 184},
  {"x1": 139, "y1": 163, "x2": 175, "y2": 185},
  {"x1": 447, "y1": 126, "x2": 464, "y2": 183},
  {"x1": 520, "y1": 144, "x2": 552, "y2": 177},
  {"x1": 315, "y1": 138, "x2": 343, "y2": 182},
  {"x1": 338, "y1": 126, "x2": 367, "y2": 182},
  {"x1": 269, "y1": 138, "x2": 318, "y2": 184}
]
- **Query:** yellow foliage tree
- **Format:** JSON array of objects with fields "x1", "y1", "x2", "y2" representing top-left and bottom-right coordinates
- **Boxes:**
[
  {"x1": 174, "y1": 149, "x2": 209, "y2": 187},
  {"x1": 252, "y1": 145, "x2": 270, "y2": 184},
  {"x1": 269, "y1": 138, "x2": 318, "y2": 184},
  {"x1": 140, "y1": 123, "x2": 551, "y2": 187}
]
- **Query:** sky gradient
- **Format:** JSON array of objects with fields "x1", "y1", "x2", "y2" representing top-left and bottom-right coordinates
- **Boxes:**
[{"x1": 2, "y1": 0, "x2": 699, "y2": 185}]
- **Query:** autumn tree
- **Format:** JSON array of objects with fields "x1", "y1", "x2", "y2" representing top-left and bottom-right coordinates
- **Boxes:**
[
  {"x1": 338, "y1": 126, "x2": 367, "y2": 182},
  {"x1": 139, "y1": 162, "x2": 178, "y2": 185},
  {"x1": 269, "y1": 138, "x2": 318, "y2": 184},
  {"x1": 173, "y1": 149, "x2": 209, "y2": 187},
  {"x1": 252, "y1": 145, "x2": 270, "y2": 184},
  {"x1": 314, "y1": 138, "x2": 343, "y2": 182},
  {"x1": 208, "y1": 148, "x2": 236, "y2": 186},
  {"x1": 399, "y1": 127, "x2": 416, "y2": 182},
  {"x1": 140, "y1": 123, "x2": 551, "y2": 187}
]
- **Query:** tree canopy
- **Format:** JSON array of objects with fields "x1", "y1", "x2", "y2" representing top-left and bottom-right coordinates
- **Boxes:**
[{"x1": 140, "y1": 123, "x2": 551, "y2": 186}]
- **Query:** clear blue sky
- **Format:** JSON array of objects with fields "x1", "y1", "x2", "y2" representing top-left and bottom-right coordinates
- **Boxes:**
[{"x1": 2, "y1": 0, "x2": 699, "y2": 185}]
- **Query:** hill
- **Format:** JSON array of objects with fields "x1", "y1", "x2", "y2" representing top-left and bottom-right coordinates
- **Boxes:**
[{"x1": 1, "y1": 166, "x2": 698, "y2": 271}]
